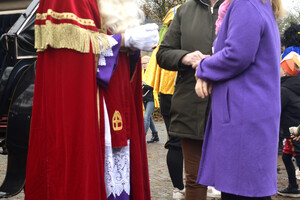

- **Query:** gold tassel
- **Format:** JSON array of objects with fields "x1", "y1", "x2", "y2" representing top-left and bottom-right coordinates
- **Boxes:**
[{"x1": 35, "y1": 21, "x2": 110, "y2": 54}]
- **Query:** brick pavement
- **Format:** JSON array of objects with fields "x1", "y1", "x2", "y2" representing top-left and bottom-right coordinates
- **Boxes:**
[{"x1": 0, "y1": 121, "x2": 298, "y2": 200}]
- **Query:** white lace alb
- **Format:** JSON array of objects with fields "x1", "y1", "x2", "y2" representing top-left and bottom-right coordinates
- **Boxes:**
[
  {"x1": 103, "y1": 98, "x2": 130, "y2": 198},
  {"x1": 98, "y1": 35, "x2": 118, "y2": 66}
]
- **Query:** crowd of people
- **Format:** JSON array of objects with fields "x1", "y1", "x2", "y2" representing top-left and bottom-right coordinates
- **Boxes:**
[
  {"x1": 145, "y1": 0, "x2": 300, "y2": 199},
  {"x1": 277, "y1": 22, "x2": 300, "y2": 198},
  {"x1": 21, "y1": 0, "x2": 300, "y2": 199}
]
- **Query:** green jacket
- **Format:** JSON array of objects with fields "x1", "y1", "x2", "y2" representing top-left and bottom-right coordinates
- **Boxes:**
[{"x1": 157, "y1": 0, "x2": 223, "y2": 140}]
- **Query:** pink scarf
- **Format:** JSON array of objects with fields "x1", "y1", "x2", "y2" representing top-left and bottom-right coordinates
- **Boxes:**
[{"x1": 215, "y1": 0, "x2": 231, "y2": 35}]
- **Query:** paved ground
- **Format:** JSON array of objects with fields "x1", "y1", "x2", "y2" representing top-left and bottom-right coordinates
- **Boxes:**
[
  {"x1": 146, "y1": 121, "x2": 300, "y2": 200},
  {"x1": 0, "y1": 120, "x2": 299, "y2": 199}
]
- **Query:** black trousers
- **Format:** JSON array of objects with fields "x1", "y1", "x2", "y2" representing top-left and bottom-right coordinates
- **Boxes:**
[
  {"x1": 160, "y1": 93, "x2": 181, "y2": 149},
  {"x1": 160, "y1": 93, "x2": 184, "y2": 190},
  {"x1": 221, "y1": 192, "x2": 271, "y2": 200},
  {"x1": 282, "y1": 153, "x2": 300, "y2": 188}
]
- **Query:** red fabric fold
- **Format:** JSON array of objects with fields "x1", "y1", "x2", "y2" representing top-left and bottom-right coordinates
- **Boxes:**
[
  {"x1": 129, "y1": 58, "x2": 151, "y2": 200},
  {"x1": 25, "y1": 48, "x2": 107, "y2": 200}
]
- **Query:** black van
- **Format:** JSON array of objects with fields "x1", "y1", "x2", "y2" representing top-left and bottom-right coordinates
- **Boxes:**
[{"x1": 0, "y1": 0, "x2": 38, "y2": 198}]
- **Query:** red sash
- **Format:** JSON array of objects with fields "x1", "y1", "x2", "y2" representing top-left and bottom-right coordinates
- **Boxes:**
[
  {"x1": 101, "y1": 52, "x2": 151, "y2": 199},
  {"x1": 102, "y1": 53, "x2": 132, "y2": 147}
]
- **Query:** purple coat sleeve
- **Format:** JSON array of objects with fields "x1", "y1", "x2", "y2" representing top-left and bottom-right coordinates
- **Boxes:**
[{"x1": 197, "y1": 0, "x2": 263, "y2": 82}]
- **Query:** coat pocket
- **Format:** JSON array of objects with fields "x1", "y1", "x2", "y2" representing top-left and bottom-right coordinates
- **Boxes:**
[{"x1": 222, "y1": 87, "x2": 230, "y2": 123}]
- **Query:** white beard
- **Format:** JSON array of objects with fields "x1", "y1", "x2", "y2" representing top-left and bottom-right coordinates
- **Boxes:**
[{"x1": 99, "y1": 0, "x2": 145, "y2": 34}]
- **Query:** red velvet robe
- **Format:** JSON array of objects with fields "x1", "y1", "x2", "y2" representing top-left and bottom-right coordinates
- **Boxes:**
[{"x1": 25, "y1": 0, "x2": 150, "y2": 199}]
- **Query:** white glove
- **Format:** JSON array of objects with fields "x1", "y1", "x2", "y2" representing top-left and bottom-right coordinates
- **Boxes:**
[{"x1": 124, "y1": 23, "x2": 159, "y2": 52}]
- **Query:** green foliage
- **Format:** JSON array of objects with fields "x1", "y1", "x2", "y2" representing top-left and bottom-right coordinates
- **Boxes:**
[
  {"x1": 143, "y1": 0, "x2": 186, "y2": 24},
  {"x1": 143, "y1": 0, "x2": 300, "y2": 38}
]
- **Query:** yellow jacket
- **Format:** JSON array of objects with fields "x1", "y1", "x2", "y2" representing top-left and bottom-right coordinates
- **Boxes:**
[{"x1": 142, "y1": 5, "x2": 180, "y2": 107}]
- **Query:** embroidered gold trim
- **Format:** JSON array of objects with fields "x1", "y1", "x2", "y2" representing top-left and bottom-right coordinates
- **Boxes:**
[
  {"x1": 36, "y1": 9, "x2": 96, "y2": 27},
  {"x1": 35, "y1": 21, "x2": 110, "y2": 54},
  {"x1": 112, "y1": 111, "x2": 123, "y2": 131},
  {"x1": 99, "y1": 15, "x2": 107, "y2": 34}
]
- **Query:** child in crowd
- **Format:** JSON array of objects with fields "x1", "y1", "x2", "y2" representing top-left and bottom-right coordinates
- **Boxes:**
[
  {"x1": 142, "y1": 56, "x2": 159, "y2": 142},
  {"x1": 278, "y1": 67, "x2": 300, "y2": 197},
  {"x1": 290, "y1": 125, "x2": 300, "y2": 141},
  {"x1": 277, "y1": 38, "x2": 300, "y2": 197}
]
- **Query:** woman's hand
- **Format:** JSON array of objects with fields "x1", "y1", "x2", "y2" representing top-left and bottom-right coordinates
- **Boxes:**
[
  {"x1": 195, "y1": 78, "x2": 212, "y2": 99},
  {"x1": 182, "y1": 51, "x2": 205, "y2": 67}
]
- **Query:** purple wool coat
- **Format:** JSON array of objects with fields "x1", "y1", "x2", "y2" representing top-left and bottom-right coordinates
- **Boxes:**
[{"x1": 196, "y1": 0, "x2": 281, "y2": 197}]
